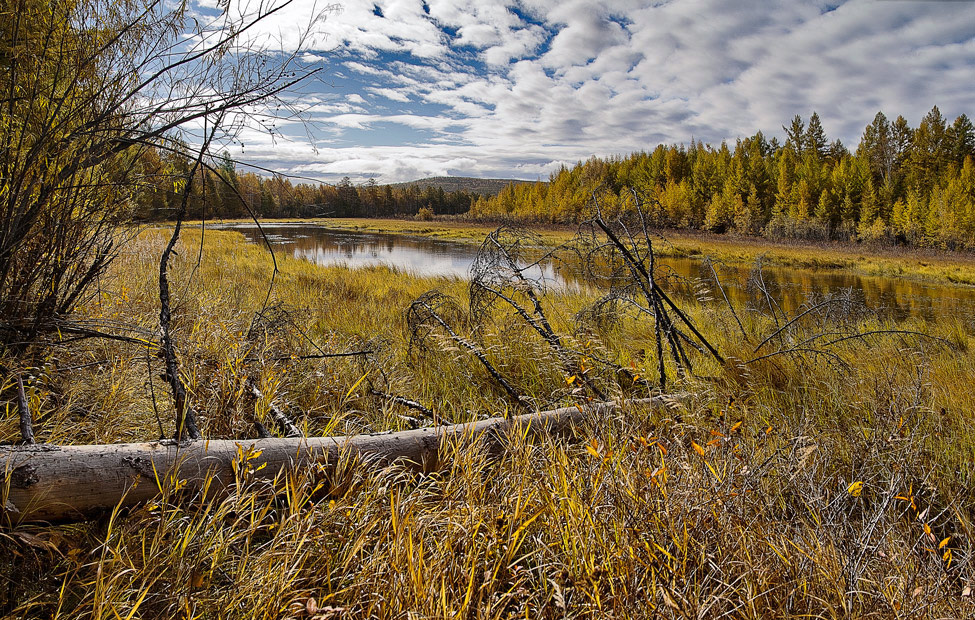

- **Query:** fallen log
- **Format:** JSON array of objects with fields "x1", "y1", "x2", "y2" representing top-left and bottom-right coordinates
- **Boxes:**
[{"x1": 1, "y1": 396, "x2": 682, "y2": 524}]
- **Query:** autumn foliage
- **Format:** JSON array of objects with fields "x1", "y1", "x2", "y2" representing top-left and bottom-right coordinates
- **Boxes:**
[{"x1": 471, "y1": 109, "x2": 975, "y2": 249}]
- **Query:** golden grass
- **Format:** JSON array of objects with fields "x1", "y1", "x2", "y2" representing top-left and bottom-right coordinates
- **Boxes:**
[{"x1": 2, "y1": 228, "x2": 974, "y2": 618}]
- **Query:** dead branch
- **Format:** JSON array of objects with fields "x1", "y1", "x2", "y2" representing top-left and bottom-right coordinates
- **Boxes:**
[
  {"x1": 370, "y1": 389, "x2": 436, "y2": 420},
  {"x1": 15, "y1": 375, "x2": 34, "y2": 445},
  {"x1": 577, "y1": 194, "x2": 724, "y2": 389},
  {"x1": 471, "y1": 226, "x2": 607, "y2": 400},
  {"x1": 407, "y1": 290, "x2": 527, "y2": 409},
  {"x1": 701, "y1": 258, "x2": 748, "y2": 341},
  {"x1": 1, "y1": 395, "x2": 685, "y2": 524},
  {"x1": 246, "y1": 380, "x2": 302, "y2": 438}
]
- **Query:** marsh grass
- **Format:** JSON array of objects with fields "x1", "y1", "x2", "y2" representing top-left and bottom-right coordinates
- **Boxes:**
[{"x1": 1, "y1": 229, "x2": 974, "y2": 618}]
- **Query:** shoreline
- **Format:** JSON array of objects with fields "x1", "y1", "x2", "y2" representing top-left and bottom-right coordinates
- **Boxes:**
[{"x1": 172, "y1": 216, "x2": 975, "y2": 289}]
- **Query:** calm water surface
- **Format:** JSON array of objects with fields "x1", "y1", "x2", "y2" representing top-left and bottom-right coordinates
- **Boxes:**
[{"x1": 224, "y1": 223, "x2": 975, "y2": 322}]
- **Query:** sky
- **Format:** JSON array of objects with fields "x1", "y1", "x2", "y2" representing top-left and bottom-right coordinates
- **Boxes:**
[{"x1": 193, "y1": 0, "x2": 975, "y2": 184}]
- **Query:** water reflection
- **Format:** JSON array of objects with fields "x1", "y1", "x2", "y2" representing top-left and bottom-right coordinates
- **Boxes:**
[
  {"x1": 224, "y1": 223, "x2": 975, "y2": 322},
  {"x1": 659, "y1": 258, "x2": 975, "y2": 322}
]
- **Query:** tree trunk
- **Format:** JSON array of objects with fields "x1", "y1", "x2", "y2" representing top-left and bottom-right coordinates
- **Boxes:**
[{"x1": 1, "y1": 397, "x2": 680, "y2": 524}]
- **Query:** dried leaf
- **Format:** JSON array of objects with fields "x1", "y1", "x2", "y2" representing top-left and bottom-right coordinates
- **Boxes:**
[
  {"x1": 660, "y1": 586, "x2": 680, "y2": 611},
  {"x1": 586, "y1": 439, "x2": 601, "y2": 459}
]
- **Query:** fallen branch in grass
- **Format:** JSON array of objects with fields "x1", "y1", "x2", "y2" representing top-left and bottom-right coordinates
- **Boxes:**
[
  {"x1": 16, "y1": 374, "x2": 34, "y2": 445},
  {"x1": 246, "y1": 380, "x2": 303, "y2": 438},
  {"x1": 408, "y1": 290, "x2": 528, "y2": 409},
  {"x1": 1, "y1": 395, "x2": 684, "y2": 524}
]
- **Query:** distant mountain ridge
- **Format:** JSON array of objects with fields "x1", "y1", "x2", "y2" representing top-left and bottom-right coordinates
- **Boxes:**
[{"x1": 389, "y1": 176, "x2": 540, "y2": 196}]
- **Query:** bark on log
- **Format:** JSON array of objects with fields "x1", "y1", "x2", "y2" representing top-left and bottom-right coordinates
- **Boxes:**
[{"x1": 1, "y1": 396, "x2": 681, "y2": 524}]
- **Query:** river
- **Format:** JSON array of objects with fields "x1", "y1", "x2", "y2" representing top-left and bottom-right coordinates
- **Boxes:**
[{"x1": 221, "y1": 223, "x2": 975, "y2": 323}]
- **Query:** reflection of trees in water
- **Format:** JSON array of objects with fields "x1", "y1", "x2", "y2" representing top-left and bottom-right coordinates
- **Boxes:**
[{"x1": 236, "y1": 226, "x2": 975, "y2": 322}]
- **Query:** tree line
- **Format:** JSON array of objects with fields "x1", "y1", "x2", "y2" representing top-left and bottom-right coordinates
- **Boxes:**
[
  {"x1": 470, "y1": 108, "x2": 975, "y2": 249},
  {"x1": 132, "y1": 151, "x2": 477, "y2": 221}
]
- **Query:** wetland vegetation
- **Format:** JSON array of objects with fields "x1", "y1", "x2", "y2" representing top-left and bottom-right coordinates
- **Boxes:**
[
  {"x1": 2, "y1": 0, "x2": 975, "y2": 618},
  {"x1": 3, "y1": 220, "x2": 975, "y2": 617}
]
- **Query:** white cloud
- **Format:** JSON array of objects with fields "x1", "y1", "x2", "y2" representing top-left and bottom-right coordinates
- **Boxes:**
[
  {"x1": 194, "y1": 0, "x2": 975, "y2": 182},
  {"x1": 366, "y1": 87, "x2": 413, "y2": 102}
]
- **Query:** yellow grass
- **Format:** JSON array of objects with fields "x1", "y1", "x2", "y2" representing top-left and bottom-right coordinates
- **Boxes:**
[{"x1": 2, "y1": 228, "x2": 974, "y2": 618}]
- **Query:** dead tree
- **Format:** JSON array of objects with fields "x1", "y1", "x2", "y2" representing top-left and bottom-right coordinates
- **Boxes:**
[
  {"x1": 407, "y1": 290, "x2": 527, "y2": 410},
  {"x1": 576, "y1": 193, "x2": 724, "y2": 390},
  {"x1": 470, "y1": 226, "x2": 608, "y2": 401},
  {"x1": 246, "y1": 380, "x2": 303, "y2": 438},
  {"x1": 0, "y1": 0, "x2": 328, "y2": 441},
  {"x1": 1, "y1": 396, "x2": 684, "y2": 524}
]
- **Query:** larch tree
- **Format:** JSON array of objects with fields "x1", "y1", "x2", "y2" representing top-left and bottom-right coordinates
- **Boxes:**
[{"x1": 804, "y1": 111, "x2": 829, "y2": 160}]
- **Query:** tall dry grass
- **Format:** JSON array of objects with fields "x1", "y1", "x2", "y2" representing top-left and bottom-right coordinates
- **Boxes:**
[{"x1": 1, "y1": 228, "x2": 973, "y2": 618}]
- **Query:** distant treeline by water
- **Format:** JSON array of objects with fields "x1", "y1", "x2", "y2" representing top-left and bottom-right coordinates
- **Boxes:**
[
  {"x1": 471, "y1": 107, "x2": 975, "y2": 249},
  {"x1": 133, "y1": 162, "x2": 482, "y2": 221},
  {"x1": 137, "y1": 106, "x2": 975, "y2": 249}
]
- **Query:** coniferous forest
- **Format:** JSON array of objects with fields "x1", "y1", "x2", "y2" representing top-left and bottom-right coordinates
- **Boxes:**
[
  {"x1": 149, "y1": 108, "x2": 975, "y2": 250},
  {"x1": 472, "y1": 108, "x2": 975, "y2": 248}
]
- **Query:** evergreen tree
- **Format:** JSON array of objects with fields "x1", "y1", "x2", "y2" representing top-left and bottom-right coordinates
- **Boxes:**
[
  {"x1": 827, "y1": 139, "x2": 848, "y2": 162},
  {"x1": 804, "y1": 112, "x2": 828, "y2": 159},
  {"x1": 907, "y1": 106, "x2": 949, "y2": 194},
  {"x1": 948, "y1": 114, "x2": 975, "y2": 164},
  {"x1": 859, "y1": 111, "x2": 896, "y2": 184},
  {"x1": 783, "y1": 115, "x2": 805, "y2": 153},
  {"x1": 773, "y1": 149, "x2": 796, "y2": 222},
  {"x1": 892, "y1": 115, "x2": 914, "y2": 168}
]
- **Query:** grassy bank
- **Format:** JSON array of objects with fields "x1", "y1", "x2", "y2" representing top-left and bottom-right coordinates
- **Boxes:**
[
  {"x1": 205, "y1": 216, "x2": 975, "y2": 287},
  {"x1": 2, "y1": 228, "x2": 974, "y2": 618}
]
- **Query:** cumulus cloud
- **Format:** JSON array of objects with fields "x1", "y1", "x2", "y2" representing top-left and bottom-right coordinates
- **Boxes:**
[{"x1": 197, "y1": 0, "x2": 975, "y2": 183}]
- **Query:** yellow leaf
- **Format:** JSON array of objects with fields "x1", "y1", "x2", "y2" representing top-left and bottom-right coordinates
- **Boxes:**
[
  {"x1": 847, "y1": 481, "x2": 864, "y2": 497},
  {"x1": 691, "y1": 441, "x2": 706, "y2": 457},
  {"x1": 565, "y1": 375, "x2": 576, "y2": 385},
  {"x1": 586, "y1": 440, "x2": 601, "y2": 459},
  {"x1": 939, "y1": 536, "x2": 951, "y2": 549}
]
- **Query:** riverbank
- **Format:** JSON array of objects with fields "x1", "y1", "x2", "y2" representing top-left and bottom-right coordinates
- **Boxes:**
[{"x1": 197, "y1": 216, "x2": 975, "y2": 288}]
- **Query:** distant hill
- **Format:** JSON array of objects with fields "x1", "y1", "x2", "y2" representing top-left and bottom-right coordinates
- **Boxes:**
[{"x1": 389, "y1": 176, "x2": 541, "y2": 196}]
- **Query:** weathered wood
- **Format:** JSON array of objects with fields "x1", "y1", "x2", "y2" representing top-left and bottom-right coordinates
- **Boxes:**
[
  {"x1": 16, "y1": 374, "x2": 34, "y2": 445},
  {"x1": 1, "y1": 397, "x2": 681, "y2": 524}
]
